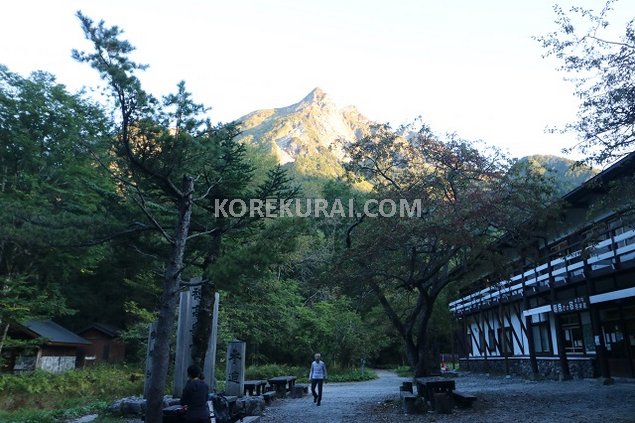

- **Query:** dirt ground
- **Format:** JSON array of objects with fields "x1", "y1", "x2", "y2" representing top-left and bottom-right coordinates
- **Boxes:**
[{"x1": 260, "y1": 370, "x2": 635, "y2": 423}]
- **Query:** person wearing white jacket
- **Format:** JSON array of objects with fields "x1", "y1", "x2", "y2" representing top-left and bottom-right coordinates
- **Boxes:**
[{"x1": 309, "y1": 352, "x2": 328, "y2": 406}]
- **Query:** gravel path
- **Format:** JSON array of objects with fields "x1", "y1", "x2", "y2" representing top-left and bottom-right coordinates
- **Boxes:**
[
  {"x1": 260, "y1": 370, "x2": 409, "y2": 423},
  {"x1": 260, "y1": 371, "x2": 635, "y2": 423}
]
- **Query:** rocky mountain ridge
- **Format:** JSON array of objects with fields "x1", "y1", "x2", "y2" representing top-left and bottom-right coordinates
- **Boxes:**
[
  {"x1": 235, "y1": 87, "x2": 372, "y2": 167},
  {"x1": 234, "y1": 88, "x2": 597, "y2": 191}
]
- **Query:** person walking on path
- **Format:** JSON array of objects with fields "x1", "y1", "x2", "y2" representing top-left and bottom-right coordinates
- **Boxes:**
[
  {"x1": 309, "y1": 353, "x2": 328, "y2": 406},
  {"x1": 180, "y1": 364, "x2": 211, "y2": 423}
]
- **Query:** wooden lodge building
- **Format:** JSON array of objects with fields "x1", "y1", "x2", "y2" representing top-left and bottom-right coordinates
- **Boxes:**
[
  {"x1": 2, "y1": 321, "x2": 125, "y2": 373},
  {"x1": 4, "y1": 320, "x2": 91, "y2": 373},
  {"x1": 77, "y1": 323, "x2": 126, "y2": 364},
  {"x1": 450, "y1": 152, "x2": 635, "y2": 380}
]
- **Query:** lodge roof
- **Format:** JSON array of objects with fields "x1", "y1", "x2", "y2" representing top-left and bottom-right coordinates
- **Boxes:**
[
  {"x1": 77, "y1": 322, "x2": 122, "y2": 338},
  {"x1": 23, "y1": 320, "x2": 91, "y2": 346},
  {"x1": 561, "y1": 151, "x2": 635, "y2": 205}
]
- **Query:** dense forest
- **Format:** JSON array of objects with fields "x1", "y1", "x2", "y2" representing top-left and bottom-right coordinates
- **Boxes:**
[
  {"x1": 0, "y1": 62, "x2": 401, "y2": 366},
  {"x1": 0, "y1": 59, "x2": 408, "y2": 367},
  {"x1": 0, "y1": 61, "x2": 577, "y2": 370}
]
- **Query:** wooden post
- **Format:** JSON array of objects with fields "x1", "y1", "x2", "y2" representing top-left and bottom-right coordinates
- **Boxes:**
[
  {"x1": 552, "y1": 313, "x2": 572, "y2": 380},
  {"x1": 204, "y1": 291, "x2": 220, "y2": 390},
  {"x1": 521, "y1": 263, "x2": 539, "y2": 378},
  {"x1": 505, "y1": 303, "x2": 525, "y2": 355},
  {"x1": 583, "y1": 258, "x2": 612, "y2": 381},
  {"x1": 475, "y1": 311, "x2": 489, "y2": 373},
  {"x1": 144, "y1": 321, "x2": 158, "y2": 399},
  {"x1": 483, "y1": 309, "x2": 502, "y2": 367},
  {"x1": 618, "y1": 304, "x2": 635, "y2": 378},
  {"x1": 548, "y1": 281, "x2": 571, "y2": 380},
  {"x1": 450, "y1": 323, "x2": 456, "y2": 370},
  {"x1": 498, "y1": 302, "x2": 510, "y2": 376},
  {"x1": 463, "y1": 317, "x2": 472, "y2": 370}
]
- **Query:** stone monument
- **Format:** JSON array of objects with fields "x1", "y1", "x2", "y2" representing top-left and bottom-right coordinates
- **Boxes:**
[{"x1": 225, "y1": 340, "x2": 246, "y2": 396}]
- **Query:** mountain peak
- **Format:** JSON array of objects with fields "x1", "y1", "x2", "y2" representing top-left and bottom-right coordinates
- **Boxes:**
[
  {"x1": 302, "y1": 87, "x2": 328, "y2": 103},
  {"x1": 237, "y1": 88, "x2": 373, "y2": 168}
]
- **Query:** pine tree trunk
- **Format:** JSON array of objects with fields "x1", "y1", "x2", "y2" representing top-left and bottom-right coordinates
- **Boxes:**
[
  {"x1": 190, "y1": 284, "x2": 213, "y2": 368},
  {"x1": 145, "y1": 176, "x2": 194, "y2": 423},
  {"x1": 191, "y1": 236, "x2": 221, "y2": 368}
]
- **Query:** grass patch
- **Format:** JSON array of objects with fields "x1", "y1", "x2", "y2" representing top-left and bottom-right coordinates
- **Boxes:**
[
  {"x1": 0, "y1": 398, "x2": 109, "y2": 423},
  {"x1": 0, "y1": 362, "x2": 378, "y2": 421},
  {"x1": 0, "y1": 364, "x2": 143, "y2": 423}
]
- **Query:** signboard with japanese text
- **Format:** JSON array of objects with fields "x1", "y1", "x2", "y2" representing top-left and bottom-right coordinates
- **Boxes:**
[{"x1": 551, "y1": 297, "x2": 589, "y2": 314}]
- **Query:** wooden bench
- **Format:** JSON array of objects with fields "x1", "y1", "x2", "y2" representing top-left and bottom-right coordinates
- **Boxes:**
[
  {"x1": 262, "y1": 391, "x2": 276, "y2": 404},
  {"x1": 401, "y1": 381, "x2": 413, "y2": 393},
  {"x1": 433, "y1": 392, "x2": 453, "y2": 414},
  {"x1": 401, "y1": 392, "x2": 420, "y2": 414},
  {"x1": 414, "y1": 377, "x2": 455, "y2": 398},
  {"x1": 243, "y1": 379, "x2": 268, "y2": 396},
  {"x1": 267, "y1": 376, "x2": 297, "y2": 398},
  {"x1": 452, "y1": 391, "x2": 477, "y2": 407},
  {"x1": 414, "y1": 377, "x2": 456, "y2": 411}
]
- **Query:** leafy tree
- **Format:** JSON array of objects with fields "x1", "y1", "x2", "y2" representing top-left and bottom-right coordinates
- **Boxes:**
[
  {"x1": 536, "y1": 0, "x2": 635, "y2": 164},
  {"x1": 537, "y1": 1, "x2": 635, "y2": 228},
  {"x1": 340, "y1": 124, "x2": 555, "y2": 376},
  {"x1": 72, "y1": 13, "x2": 295, "y2": 421},
  {"x1": 520, "y1": 155, "x2": 597, "y2": 196},
  {"x1": 0, "y1": 66, "x2": 111, "y2": 358}
]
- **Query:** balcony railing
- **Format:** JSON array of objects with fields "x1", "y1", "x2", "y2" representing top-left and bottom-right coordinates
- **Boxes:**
[{"x1": 449, "y1": 227, "x2": 635, "y2": 315}]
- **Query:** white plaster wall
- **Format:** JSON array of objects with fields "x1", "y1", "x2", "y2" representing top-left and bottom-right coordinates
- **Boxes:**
[
  {"x1": 467, "y1": 304, "x2": 532, "y2": 357},
  {"x1": 38, "y1": 356, "x2": 76, "y2": 373},
  {"x1": 469, "y1": 321, "x2": 480, "y2": 357},
  {"x1": 510, "y1": 310, "x2": 527, "y2": 356}
]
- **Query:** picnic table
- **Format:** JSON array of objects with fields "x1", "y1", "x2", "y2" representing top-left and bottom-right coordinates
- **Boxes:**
[
  {"x1": 414, "y1": 377, "x2": 456, "y2": 411},
  {"x1": 243, "y1": 379, "x2": 268, "y2": 396},
  {"x1": 267, "y1": 376, "x2": 297, "y2": 397}
]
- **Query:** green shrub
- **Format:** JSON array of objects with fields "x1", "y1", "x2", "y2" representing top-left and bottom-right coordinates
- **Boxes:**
[
  {"x1": 245, "y1": 364, "x2": 307, "y2": 382},
  {"x1": 326, "y1": 368, "x2": 377, "y2": 382},
  {"x1": 241, "y1": 363, "x2": 377, "y2": 385},
  {"x1": 394, "y1": 365, "x2": 413, "y2": 377}
]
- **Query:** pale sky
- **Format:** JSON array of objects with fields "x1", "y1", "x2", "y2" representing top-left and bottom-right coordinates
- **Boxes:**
[{"x1": 2, "y1": 0, "x2": 634, "y2": 159}]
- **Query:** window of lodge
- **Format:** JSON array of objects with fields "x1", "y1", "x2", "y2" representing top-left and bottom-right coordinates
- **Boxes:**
[
  {"x1": 531, "y1": 313, "x2": 552, "y2": 354},
  {"x1": 561, "y1": 313, "x2": 585, "y2": 354}
]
